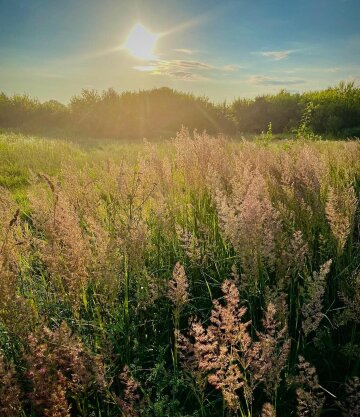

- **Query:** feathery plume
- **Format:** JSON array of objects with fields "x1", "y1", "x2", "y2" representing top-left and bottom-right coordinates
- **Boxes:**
[
  {"x1": 167, "y1": 262, "x2": 189, "y2": 310},
  {"x1": 0, "y1": 355, "x2": 22, "y2": 417},
  {"x1": 338, "y1": 377, "x2": 360, "y2": 417},
  {"x1": 117, "y1": 366, "x2": 141, "y2": 417},
  {"x1": 302, "y1": 260, "x2": 332, "y2": 337},
  {"x1": 325, "y1": 185, "x2": 357, "y2": 253},
  {"x1": 296, "y1": 356, "x2": 325, "y2": 417},
  {"x1": 262, "y1": 402, "x2": 276, "y2": 417}
]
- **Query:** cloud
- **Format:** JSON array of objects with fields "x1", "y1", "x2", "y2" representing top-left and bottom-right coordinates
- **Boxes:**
[
  {"x1": 170, "y1": 60, "x2": 213, "y2": 70},
  {"x1": 133, "y1": 58, "x2": 239, "y2": 81},
  {"x1": 166, "y1": 71, "x2": 199, "y2": 80},
  {"x1": 249, "y1": 75, "x2": 306, "y2": 86},
  {"x1": 173, "y1": 48, "x2": 196, "y2": 55},
  {"x1": 133, "y1": 59, "x2": 210, "y2": 80},
  {"x1": 222, "y1": 64, "x2": 241, "y2": 72},
  {"x1": 282, "y1": 66, "x2": 341, "y2": 74},
  {"x1": 258, "y1": 50, "x2": 297, "y2": 60},
  {"x1": 323, "y1": 67, "x2": 341, "y2": 73}
]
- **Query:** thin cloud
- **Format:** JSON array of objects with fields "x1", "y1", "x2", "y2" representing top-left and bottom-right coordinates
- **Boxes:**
[
  {"x1": 133, "y1": 58, "x2": 239, "y2": 81},
  {"x1": 133, "y1": 59, "x2": 210, "y2": 80},
  {"x1": 249, "y1": 75, "x2": 306, "y2": 86},
  {"x1": 258, "y1": 49, "x2": 297, "y2": 60},
  {"x1": 281, "y1": 66, "x2": 341, "y2": 74},
  {"x1": 171, "y1": 60, "x2": 212, "y2": 70},
  {"x1": 323, "y1": 67, "x2": 341, "y2": 73},
  {"x1": 222, "y1": 64, "x2": 241, "y2": 72},
  {"x1": 167, "y1": 71, "x2": 200, "y2": 80},
  {"x1": 173, "y1": 48, "x2": 196, "y2": 55}
]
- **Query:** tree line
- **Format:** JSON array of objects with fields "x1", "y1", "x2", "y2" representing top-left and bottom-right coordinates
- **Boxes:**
[{"x1": 0, "y1": 81, "x2": 359, "y2": 139}]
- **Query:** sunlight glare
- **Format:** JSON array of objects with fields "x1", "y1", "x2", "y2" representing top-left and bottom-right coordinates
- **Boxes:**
[{"x1": 123, "y1": 23, "x2": 158, "y2": 61}]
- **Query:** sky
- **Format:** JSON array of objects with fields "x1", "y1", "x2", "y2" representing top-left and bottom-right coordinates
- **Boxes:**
[{"x1": 0, "y1": 0, "x2": 360, "y2": 103}]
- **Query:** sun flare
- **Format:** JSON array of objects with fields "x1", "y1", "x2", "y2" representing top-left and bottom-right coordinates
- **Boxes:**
[{"x1": 123, "y1": 23, "x2": 158, "y2": 61}]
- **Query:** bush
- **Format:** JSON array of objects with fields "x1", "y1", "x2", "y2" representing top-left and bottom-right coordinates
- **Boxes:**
[{"x1": 0, "y1": 82, "x2": 359, "y2": 139}]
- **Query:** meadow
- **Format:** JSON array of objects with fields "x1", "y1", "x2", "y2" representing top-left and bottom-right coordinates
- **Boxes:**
[{"x1": 0, "y1": 129, "x2": 359, "y2": 417}]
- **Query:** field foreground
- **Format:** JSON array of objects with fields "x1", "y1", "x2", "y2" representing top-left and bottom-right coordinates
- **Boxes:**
[{"x1": 0, "y1": 130, "x2": 360, "y2": 417}]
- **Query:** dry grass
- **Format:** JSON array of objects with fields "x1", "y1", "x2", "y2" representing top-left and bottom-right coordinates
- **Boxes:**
[{"x1": 0, "y1": 131, "x2": 359, "y2": 416}]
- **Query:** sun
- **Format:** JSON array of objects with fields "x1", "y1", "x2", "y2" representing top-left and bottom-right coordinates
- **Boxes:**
[{"x1": 123, "y1": 23, "x2": 159, "y2": 61}]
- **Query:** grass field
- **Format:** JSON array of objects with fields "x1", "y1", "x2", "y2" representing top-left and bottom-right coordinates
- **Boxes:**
[{"x1": 0, "y1": 130, "x2": 360, "y2": 417}]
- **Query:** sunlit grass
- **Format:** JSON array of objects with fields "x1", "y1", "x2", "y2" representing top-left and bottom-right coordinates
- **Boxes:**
[{"x1": 0, "y1": 130, "x2": 359, "y2": 417}]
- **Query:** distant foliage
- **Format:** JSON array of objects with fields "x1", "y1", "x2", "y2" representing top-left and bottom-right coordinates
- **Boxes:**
[
  {"x1": 294, "y1": 102, "x2": 322, "y2": 141},
  {"x1": 1, "y1": 82, "x2": 360, "y2": 138},
  {"x1": 0, "y1": 92, "x2": 68, "y2": 131},
  {"x1": 69, "y1": 87, "x2": 235, "y2": 138},
  {"x1": 232, "y1": 82, "x2": 360, "y2": 136},
  {"x1": 231, "y1": 90, "x2": 303, "y2": 134},
  {"x1": 302, "y1": 81, "x2": 360, "y2": 135}
]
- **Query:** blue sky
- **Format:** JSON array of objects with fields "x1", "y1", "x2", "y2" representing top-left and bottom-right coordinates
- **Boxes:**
[{"x1": 0, "y1": 0, "x2": 359, "y2": 102}]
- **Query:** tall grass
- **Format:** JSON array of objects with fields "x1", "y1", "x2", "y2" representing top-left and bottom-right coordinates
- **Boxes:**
[{"x1": 0, "y1": 130, "x2": 359, "y2": 416}]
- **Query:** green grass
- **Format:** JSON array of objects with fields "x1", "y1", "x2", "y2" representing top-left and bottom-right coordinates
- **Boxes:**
[{"x1": 0, "y1": 131, "x2": 359, "y2": 417}]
